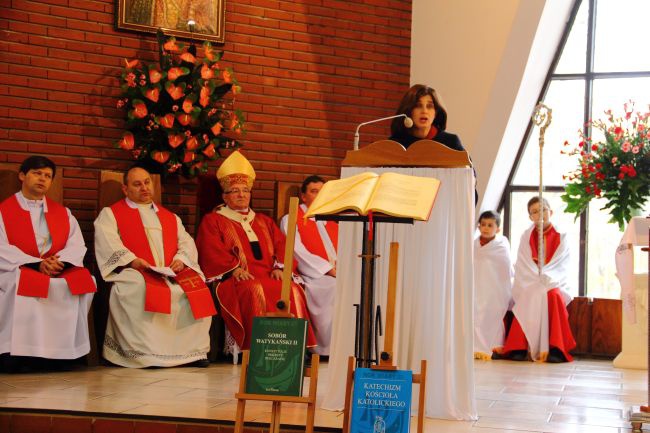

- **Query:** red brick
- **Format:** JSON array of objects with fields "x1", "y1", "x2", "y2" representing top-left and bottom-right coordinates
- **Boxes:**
[{"x1": 11, "y1": 414, "x2": 52, "y2": 433}]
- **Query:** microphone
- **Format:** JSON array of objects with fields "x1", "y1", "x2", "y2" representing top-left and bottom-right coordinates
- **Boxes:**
[{"x1": 353, "y1": 114, "x2": 413, "y2": 150}]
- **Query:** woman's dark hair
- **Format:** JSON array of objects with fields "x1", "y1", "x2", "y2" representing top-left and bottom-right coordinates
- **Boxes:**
[
  {"x1": 390, "y1": 84, "x2": 448, "y2": 137},
  {"x1": 19, "y1": 155, "x2": 56, "y2": 178}
]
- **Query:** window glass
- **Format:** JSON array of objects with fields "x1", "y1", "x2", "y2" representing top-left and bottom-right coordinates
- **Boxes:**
[
  {"x1": 554, "y1": 0, "x2": 588, "y2": 75},
  {"x1": 594, "y1": 0, "x2": 650, "y2": 72},
  {"x1": 512, "y1": 80, "x2": 584, "y2": 186},
  {"x1": 509, "y1": 191, "x2": 580, "y2": 298}
]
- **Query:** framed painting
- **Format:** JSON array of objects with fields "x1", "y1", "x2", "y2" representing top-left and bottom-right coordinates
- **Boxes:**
[{"x1": 117, "y1": 0, "x2": 225, "y2": 43}]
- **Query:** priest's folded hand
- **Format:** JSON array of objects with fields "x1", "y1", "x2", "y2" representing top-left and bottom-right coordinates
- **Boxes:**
[
  {"x1": 39, "y1": 255, "x2": 64, "y2": 276},
  {"x1": 270, "y1": 269, "x2": 283, "y2": 281},
  {"x1": 169, "y1": 259, "x2": 185, "y2": 273},
  {"x1": 233, "y1": 267, "x2": 253, "y2": 282},
  {"x1": 129, "y1": 258, "x2": 151, "y2": 271}
]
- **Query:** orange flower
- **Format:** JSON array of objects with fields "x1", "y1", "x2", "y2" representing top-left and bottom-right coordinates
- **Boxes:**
[
  {"x1": 211, "y1": 122, "x2": 223, "y2": 135},
  {"x1": 186, "y1": 135, "x2": 199, "y2": 150},
  {"x1": 202, "y1": 143, "x2": 216, "y2": 158},
  {"x1": 199, "y1": 86, "x2": 211, "y2": 107},
  {"x1": 144, "y1": 87, "x2": 159, "y2": 102},
  {"x1": 118, "y1": 132, "x2": 134, "y2": 150},
  {"x1": 124, "y1": 58, "x2": 140, "y2": 69},
  {"x1": 167, "y1": 67, "x2": 187, "y2": 81},
  {"x1": 182, "y1": 98, "x2": 194, "y2": 114},
  {"x1": 183, "y1": 151, "x2": 195, "y2": 163},
  {"x1": 201, "y1": 64, "x2": 215, "y2": 79},
  {"x1": 177, "y1": 113, "x2": 192, "y2": 126},
  {"x1": 180, "y1": 52, "x2": 197, "y2": 64},
  {"x1": 159, "y1": 113, "x2": 175, "y2": 128},
  {"x1": 152, "y1": 151, "x2": 170, "y2": 163},
  {"x1": 149, "y1": 68, "x2": 162, "y2": 84},
  {"x1": 204, "y1": 43, "x2": 217, "y2": 61},
  {"x1": 230, "y1": 118, "x2": 238, "y2": 130},
  {"x1": 222, "y1": 70, "x2": 232, "y2": 83},
  {"x1": 132, "y1": 100, "x2": 148, "y2": 118},
  {"x1": 168, "y1": 134, "x2": 185, "y2": 148},
  {"x1": 232, "y1": 85, "x2": 241, "y2": 95},
  {"x1": 163, "y1": 39, "x2": 180, "y2": 52},
  {"x1": 166, "y1": 83, "x2": 185, "y2": 100}
]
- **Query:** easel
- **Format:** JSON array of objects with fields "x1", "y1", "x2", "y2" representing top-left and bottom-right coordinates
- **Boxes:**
[
  {"x1": 234, "y1": 197, "x2": 320, "y2": 433},
  {"x1": 341, "y1": 243, "x2": 427, "y2": 433}
]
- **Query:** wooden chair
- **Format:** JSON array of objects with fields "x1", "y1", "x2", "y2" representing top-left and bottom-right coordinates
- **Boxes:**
[
  {"x1": 91, "y1": 170, "x2": 162, "y2": 364},
  {"x1": 274, "y1": 181, "x2": 301, "y2": 223}
]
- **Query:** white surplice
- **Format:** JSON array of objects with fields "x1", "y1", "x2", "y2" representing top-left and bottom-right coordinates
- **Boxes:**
[
  {"x1": 473, "y1": 235, "x2": 513, "y2": 358},
  {"x1": 280, "y1": 203, "x2": 337, "y2": 355},
  {"x1": 321, "y1": 166, "x2": 477, "y2": 421},
  {"x1": 511, "y1": 224, "x2": 572, "y2": 361},
  {"x1": 0, "y1": 192, "x2": 94, "y2": 359},
  {"x1": 94, "y1": 199, "x2": 210, "y2": 368}
]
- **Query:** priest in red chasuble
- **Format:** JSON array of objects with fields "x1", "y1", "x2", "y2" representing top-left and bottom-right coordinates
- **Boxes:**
[
  {"x1": 196, "y1": 151, "x2": 316, "y2": 353},
  {"x1": 94, "y1": 166, "x2": 215, "y2": 368},
  {"x1": 0, "y1": 156, "x2": 96, "y2": 369},
  {"x1": 279, "y1": 175, "x2": 338, "y2": 356},
  {"x1": 500, "y1": 197, "x2": 576, "y2": 363}
]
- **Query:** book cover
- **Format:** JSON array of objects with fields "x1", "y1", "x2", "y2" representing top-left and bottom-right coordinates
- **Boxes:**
[
  {"x1": 350, "y1": 368, "x2": 413, "y2": 433},
  {"x1": 245, "y1": 316, "x2": 308, "y2": 396},
  {"x1": 304, "y1": 171, "x2": 440, "y2": 221}
]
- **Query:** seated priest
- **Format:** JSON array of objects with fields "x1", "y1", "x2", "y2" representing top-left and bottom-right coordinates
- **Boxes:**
[
  {"x1": 196, "y1": 151, "x2": 316, "y2": 354},
  {"x1": 279, "y1": 175, "x2": 338, "y2": 356},
  {"x1": 0, "y1": 156, "x2": 96, "y2": 372},
  {"x1": 94, "y1": 165, "x2": 215, "y2": 368}
]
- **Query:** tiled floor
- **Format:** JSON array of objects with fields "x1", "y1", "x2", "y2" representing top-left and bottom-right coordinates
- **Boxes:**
[{"x1": 0, "y1": 358, "x2": 648, "y2": 432}]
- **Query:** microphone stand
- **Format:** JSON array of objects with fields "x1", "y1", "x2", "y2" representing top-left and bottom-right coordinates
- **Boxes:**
[{"x1": 353, "y1": 113, "x2": 411, "y2": 150}]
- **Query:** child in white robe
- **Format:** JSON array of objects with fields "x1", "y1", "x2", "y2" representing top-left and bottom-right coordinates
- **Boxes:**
[{"x1": 473, "y1": 210, "x2": 513, "y2": 360}]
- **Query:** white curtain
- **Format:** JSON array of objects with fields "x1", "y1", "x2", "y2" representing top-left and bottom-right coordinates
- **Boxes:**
[{"x1": 321, "y1": 166, "x2": 477, "y2": 421}]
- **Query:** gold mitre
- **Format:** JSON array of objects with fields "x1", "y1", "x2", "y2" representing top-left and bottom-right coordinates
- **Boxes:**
[{"x1": 217, "y1": 150, "x2": 256, "y2": 190}]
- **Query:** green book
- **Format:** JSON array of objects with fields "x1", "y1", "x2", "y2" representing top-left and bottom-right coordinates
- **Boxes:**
[{"x1": 245, "y1": 316, "x2": 308, "y2": 396}]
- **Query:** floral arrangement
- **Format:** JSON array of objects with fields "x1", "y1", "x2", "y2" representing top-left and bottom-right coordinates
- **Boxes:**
[
  {"x1": 116, "y1": 31, "x2": 245, "y2": 176},
  {"x1": 561, "y1": 102, "x2": 650, "y2": 231}
]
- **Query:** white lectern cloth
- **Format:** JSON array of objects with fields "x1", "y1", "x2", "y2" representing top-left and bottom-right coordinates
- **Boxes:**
[{"x1": 321, "y1": 166, "x2": 477, "y2": 421}]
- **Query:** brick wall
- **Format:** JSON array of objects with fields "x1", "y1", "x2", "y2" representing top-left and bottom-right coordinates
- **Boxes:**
[{"x1": 0, "y1": 0, "x2": 412, "y2": 246}]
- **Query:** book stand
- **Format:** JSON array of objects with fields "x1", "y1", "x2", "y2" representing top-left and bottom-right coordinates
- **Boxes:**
[
  {"x1": 316, "y1": 213, "x2": 413, "y2": 368},
  {"x1": 340, "y1": 243, "x2": 427, "y2": 433},
  {"x1": 234, "y1": 198, "x2": 320, "y2": 433}
]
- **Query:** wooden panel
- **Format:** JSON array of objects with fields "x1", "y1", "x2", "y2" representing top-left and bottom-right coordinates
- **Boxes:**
[
  {"x1": 341, "y1": 139, "x2": 471, "y2": 168},
  {"x1": 274, "y1": 181, "x2": 301, "y2": 223},
  {"x1": 0, "y1": 163, "x2": 63, "y2": 204},
  {"x1": 591, "y1": 298, "x2": 622, "y2": 357},
  {"x1": 566, "y1": 297, "x2": 592, "y2": 355}
]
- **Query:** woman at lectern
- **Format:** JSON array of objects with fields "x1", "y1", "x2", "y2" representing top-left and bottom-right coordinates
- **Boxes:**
[
  {"x1": 389, "y1": 84, "x2": 467, "y2": 152},
  {"x1": 390, "y1": 84, "x2": 478, "y2": 204}
]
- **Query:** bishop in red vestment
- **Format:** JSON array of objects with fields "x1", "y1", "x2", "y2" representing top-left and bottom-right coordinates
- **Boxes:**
[{"x1": 196, "y1": 151, "x2": 316, "y2": 352}]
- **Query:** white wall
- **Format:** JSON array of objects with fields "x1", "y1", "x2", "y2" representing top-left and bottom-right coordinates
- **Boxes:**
[{"x1": 411, "y1": 0, "x2": 575, "y2": 213}]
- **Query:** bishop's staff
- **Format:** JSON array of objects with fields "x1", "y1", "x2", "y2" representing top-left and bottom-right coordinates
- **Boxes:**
[{"x1": 532, "y1": 103, "x2": 552, "y2": 275}]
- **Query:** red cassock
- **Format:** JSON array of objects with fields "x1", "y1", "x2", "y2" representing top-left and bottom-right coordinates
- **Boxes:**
[
  {"x1": 196, "y1": 209, "x2": 316, "y2": 350},
  {"x1": 502, "y1": 225, "x2": 576, "y2": 361}
]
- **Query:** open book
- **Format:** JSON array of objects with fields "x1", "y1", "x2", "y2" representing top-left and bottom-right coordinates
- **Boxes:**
[{"x1": 304, "y1": 171, "x2": 440, "y2": 221}]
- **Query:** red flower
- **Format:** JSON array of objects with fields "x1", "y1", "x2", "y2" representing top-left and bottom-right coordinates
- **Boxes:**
[
  {"x1": 177, "y1": 113, "x2": 192, "y2": 126},
  {"x1": 152, "y1": 151, "x2": 170, "y2": 164},
  {"x1": 149, "y1": 68, "x2": 162, "y2": 84},
  {"x1": 168, "y1": 134, "x2": 184, "y2": 148},
  {"x1": 144, "y1": 88, "x2": 159, "y2": 103},
  {"x1": 159, "y1": 113, "x2": 175, "y2": 128},
  {"x1": 166, "y1": 83, "x2": 185, "y2": 100},
  {"x1": 183, "y1": 151, "x2": 195, "y2": 163},
  {"x1": 132, "y1": 100, "x2": 148, "y2": 118},
  {"x1": 201, "y1": 64, "x2": 215, "y2": 79},
  {"x1": 202, "y1": 143, "x2": 216, "y2": 158},
  {"x1": 118, "y1": 132, "x2": 134, "y2": 150},
  {"x1": 186, "y1": 136, "x2": 199, "y2": 150},
  {"x1": 222, "y1": 70, "x2": 232, "y2": 83},
  {"x1": 211, "y1": 122, "x2": 223, "y2": 135},
  {"x1": 180, "y1": 52, "x2": 197, "y2": 64},
  {"x1": 182, "y1": 98, "x2": 194, "y2": 114}
]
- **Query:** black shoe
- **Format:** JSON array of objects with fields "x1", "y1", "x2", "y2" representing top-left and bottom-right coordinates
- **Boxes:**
[
  {"x1": 189, "y1": 359, "x2": 210, "y2": 368},
  {"x1": 509, "y1": 350, "x2": 528, "y2": 361},
  {"x1": 546, "y1": 348, "x2": 567, "y2": 363},
  {"x1": 491, "y1": 352, "x2": 503, "y2": 360}
]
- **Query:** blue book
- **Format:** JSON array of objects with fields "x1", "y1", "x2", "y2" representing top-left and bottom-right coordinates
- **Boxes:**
[{"x1": 350, "y1": 368, "x2": 413, "y2": 433}]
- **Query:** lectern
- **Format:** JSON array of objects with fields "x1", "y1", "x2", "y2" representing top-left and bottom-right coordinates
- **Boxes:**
[{"x1": 321, "y1": 140, "x2": 478, "y2": 420}]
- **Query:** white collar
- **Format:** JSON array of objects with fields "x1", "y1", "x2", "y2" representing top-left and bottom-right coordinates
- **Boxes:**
[
  {"x1": 125, "y1": 197, "x2": 159, "y2": 212},
  {"x1": 16, "y1": 191, "x2": 47, "y2": 212}
]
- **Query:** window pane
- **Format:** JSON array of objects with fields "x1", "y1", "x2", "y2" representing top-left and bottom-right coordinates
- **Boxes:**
[
  {"x1": 592, "y1": 77, "x2": 650, "y2": 123},
  {"x1": 513, "y1": 80, "x2": 584, "y2": 186},
  {"x1": 594, "y1": 0, "x2": 650, "y2": 72},
  {"x1": 554, "y1": 0, "x2": 588, "y2": 75},
  {"x1": 509, "y1": 191, "x2": 580, "y2": 298}
]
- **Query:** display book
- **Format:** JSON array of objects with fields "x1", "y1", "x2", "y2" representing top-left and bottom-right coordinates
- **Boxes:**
[
  {"x1": 245, "y1": 316, "x2": 308, "y2": 396},
  {"x1": 303, "y1": 171, "x2": 440, "y2": 221},
  {"x1": 350, "y1": 368, "x2": 413, "y2": 433}
]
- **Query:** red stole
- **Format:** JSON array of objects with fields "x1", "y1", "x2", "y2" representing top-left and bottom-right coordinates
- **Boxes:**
[
  {"x1": 297, "y1": 206, "x2": 338, "y2": 261},
  {"x1": 110, "y1": 199, "x2": 215, "y2": 319},
  {"x1": 0, "y1": 194, "x2": 95, "y2": 298},
  {"x1": 530, "y1": 225, "x2": 561, "y2": 266}
]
